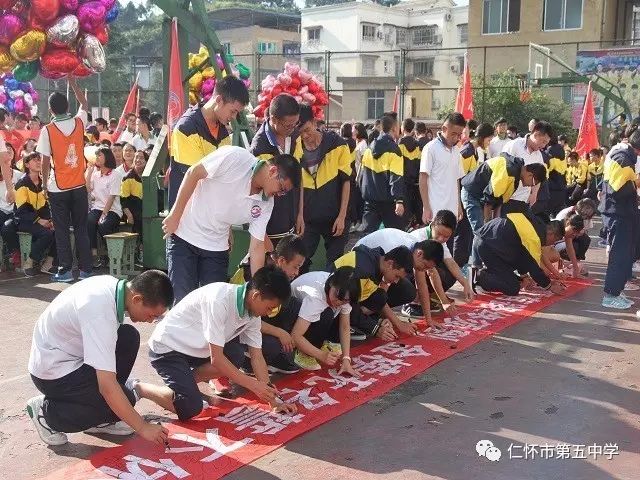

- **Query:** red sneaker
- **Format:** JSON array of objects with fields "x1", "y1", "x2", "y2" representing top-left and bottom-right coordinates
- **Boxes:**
[
  {"x1": 10, "y1": 251, "x2": 20, "y2": 269},
  {"x1": 209, "y1": 377, "x2": 234, "y2": 399}
]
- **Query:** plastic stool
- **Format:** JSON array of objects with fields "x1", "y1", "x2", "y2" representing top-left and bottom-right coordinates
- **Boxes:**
[{"x1": 103, "y1": 232, "x2": 139, "y2": 279}]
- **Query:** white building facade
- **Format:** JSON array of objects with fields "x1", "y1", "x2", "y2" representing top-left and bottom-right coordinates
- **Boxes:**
[{"x1": 301, "y1": 0, "x2": 468, "y2": 122}]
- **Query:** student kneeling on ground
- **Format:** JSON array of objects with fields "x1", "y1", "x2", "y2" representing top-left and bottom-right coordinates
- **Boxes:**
[
  {"x1": 541, "y1": 214, "x2": 590, "y2": 281},
  {"x1": 290, "y1": 267, "x2": 362, "y2": 373},
  {"x1": 331, "y1": 244, "x2": 415, "y2": 342},
  {"x1": 145, "y1": 265, "x2": 297, "y2": 421},
  {"x1": 472, "y1": 213, "x2": 566, "y2": 296},
  {"x1": 27, "y1": 270, "x2": 174, "y2": 446},
  {"x1": 553, "y1": 198, "x2": 597, "y2": 277},
  {"x1": 354, "y1": 229, "x2": 445, "y2": 329},
  {"x1": 409, "y1": 209, "x2": 474, "y2": 312}
]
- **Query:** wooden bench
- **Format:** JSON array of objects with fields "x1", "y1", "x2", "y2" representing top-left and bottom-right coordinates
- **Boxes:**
[
  {"x1": 17, "y1": 231, "x2": 32, "y2": 271},
  {"x1": 103, "y1": 232, "x2": 139, "y2": 279}
]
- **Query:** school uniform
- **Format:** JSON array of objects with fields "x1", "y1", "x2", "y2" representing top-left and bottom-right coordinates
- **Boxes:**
[
  {"x1": 398, "y1": 135, "x2": 422, "y2": 226},
  {"x1": 250, "y1": 121, "x2": 303, "y2": 246},
  {"x1": 360, "y1": 133, "x2": 406, "y2": 232},
  {"x1": 169, "y1": 104, "x2": 231, "y2": 207},
  {"x1": 488, "y1": 135, "x2": 510, "y2": 158},
  {"x1": 167, "y1": 146, "x2": 274, "y2": 304},
  {"x1": 36, "y1": 110, "x2": 92, "y2": 274},
  {"x1": 500, "y1": 135, "x2": 543, "y2": 215},
  {"x1": 87, "y1": 168, "x2": 123, "y2": 249},
  {"x1": 28, "y1": 276, "x2": 140, "y2": 432},
  {"x1": 474, "y1": 213, "x2": 551, "y2": 296},
  {"x1": 544, "y1": 143, "x2": 567, "y2": 217},
  {"x1": 554, "y1": 206, "x2": 592, "y2": 261},
  {"x1": 0, "y1": 168, "x2": 20, "y2": 255},
  {"x1": 148, "y1": 282, "x2": 262, "y2": 421},
  {"x1": 408, "y1": 225, "x2": 459, "y2": 292},
  {"x1": 568, "y1": 159, "x2": 589, "y2": 205},
  {"x1": 14, "y1": 173, "x2": 56, "y2": 263},
  {"x1": 331, "y1": 244, "x2": 414, "y2": 336},
  {"x1": 120, "y1": 169, "x2": 143, "y2": 238},
  {"x1": 600, "y1": 143, "x2": 638, "y2": 297},
  {"x1": 300, "y1": 130, "x2": 352, "y2": 271},
  {"x1": 586, "y1": 159, "x2": 603, "y2": 200}
]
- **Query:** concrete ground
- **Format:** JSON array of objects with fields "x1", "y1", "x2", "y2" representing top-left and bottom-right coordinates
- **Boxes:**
[{"x1": 0, "y1": 229, "x2": 639, "y2": 479}]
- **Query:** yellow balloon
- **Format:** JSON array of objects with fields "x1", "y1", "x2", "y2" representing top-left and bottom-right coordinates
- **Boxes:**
[
  {"x1": 10, "y1": 30, "x2": 46, "y2": 63},
  {"x1": 189, "y1": 91, "x2": 197, "y2": 105},
  {"x1": 201, "y1": 66, "x2": 215, "y2": 79},
  {"x1": 188, "y1": 71, "x2": 203, "y2": 90},
  {"x1": 0, "y1": 46, "x2": 17, "y2": 73}
]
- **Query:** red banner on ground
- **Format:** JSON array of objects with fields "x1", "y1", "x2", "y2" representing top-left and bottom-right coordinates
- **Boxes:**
[{"x1": 43, "y1": 281, "x2": 590, "y2": 480}]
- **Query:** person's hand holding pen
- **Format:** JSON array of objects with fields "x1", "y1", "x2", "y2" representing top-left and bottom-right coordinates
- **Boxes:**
[{"x1": 268, "y1": 383, "x2": 297, "y2": 414}]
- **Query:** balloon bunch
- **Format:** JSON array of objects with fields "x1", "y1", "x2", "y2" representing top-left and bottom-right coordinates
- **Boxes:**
[
  {"x1": 0, "y1": 0, "x2": 119, "y2": 81},
  {"x1": 0, "y1": 72, "x2": 38, "y2": 117},
  {"x1": 254, "y1": 62, "x2": 328, "y2": 120},
  {"x1": 187, "y1": 46, "x2": 251, "y2": 105}
]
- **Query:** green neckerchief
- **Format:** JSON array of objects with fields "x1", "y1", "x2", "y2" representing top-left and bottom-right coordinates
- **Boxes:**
[
  {"x1": 116, "y1": 279, "x2": 127, "y2": 324},
  {"x1": 235, "y1": 282, "x2": 248, "y2": 317},
  {"x1": 423, "y1": 225, "x2": 433, "y2": 241},
  {"x1": 51, "y1": 113, "x2": 73, "y2": 123},
  {"x1": 251, "y1": 160, "x2": 269, "y2": 201}
]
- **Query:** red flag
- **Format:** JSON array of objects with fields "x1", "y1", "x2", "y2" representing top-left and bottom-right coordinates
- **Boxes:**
[
  {"x1": 575, "y1": 82, "x2": 600, "y2": 158},
  {"x1": 392, "y1": 85, "x2": 399, "y2": 113},
  {"x1": 167, "y1": 18, "x2": 185, "y2": 132},
  {"x1": 455, "y1": 53, "x2": 474, "y2": 121},
  {"x1": 112, "y1": 74, "x2": 139, "y2": 143}
]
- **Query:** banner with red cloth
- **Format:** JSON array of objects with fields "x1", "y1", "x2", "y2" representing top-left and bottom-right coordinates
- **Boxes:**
[
  {"x1": 112, "y1": 75, "x2": 139, "y2": 143},
  {"x1": 167, "y1": 18, "x2": 185, "y2": 133},
  {"x1": 455, "y1": 53, "x2": 474, "y2": 121},
  {"x1": 575, "y1": 82, "x2": 600, "y2": 157}
]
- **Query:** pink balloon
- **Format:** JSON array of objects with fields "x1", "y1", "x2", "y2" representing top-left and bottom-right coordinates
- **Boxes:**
[
  {"x1": 0, "y1": 14, "x2": 24, "y2": 46},
  {"x1": 201, "y1": 77, "x2": 215, "y2": 95},
  {"x1": 298, "y1": 70, "x2": 312, "y2": 84},
  {"x1": 243, "y1": 78, "x2": 251, "y2": 89},
  {"x1": 14, "y1": 96, "x2": 23, "y2": 112},
  {"x1": 30, "y1": 90, "x2": 39, "y2": 102},
  {"x1": 0, "y1": 92, "x2": 6, "y2": 104},
  {"x1": 77, "y1": 1, "x2": 106, "y2": 33},
  {"x1": 216, "y1": 55, "x2": 224, "y2": 70},
  {"x1": 99, "y1": 0, "x2": 115, "y2": 9}
]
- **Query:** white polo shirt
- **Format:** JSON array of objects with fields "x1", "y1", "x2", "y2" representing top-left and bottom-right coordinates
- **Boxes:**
[
  {"x1": 174, "y1": 146, "x2": 274, "y2": 252},
  {"x1": 410, "y1": 225, "x2": 452, "y2": 260},
  {"x1": 36, "y1": 109, "x2": 88, "y2": 193},
  {"x1": 148, "y1": 282, "x2": 262, "y2": 358},
  {"x1": 291, "y1": 271, "x2": 351, "y2": 323},
  {"x1": 0, "y1": 169, "x2": 20, "y2": 213},
  {"x1": 501, "y1": 135, "x2": 543, "y2": 203},
  {"x1": 89, "y1": 169, "x2": 122, "y2": 216},
  {"x1": 488, "y1": 135, "x2": 510, "y2": 158},
  {"x1": 119, "y1": 130, "x2": 135, "y2": 145},
  {"x1": 355, "y1": 228, "x2": 416, "y2": 252},
  {"x1": 419, "y1": 134, "x2": 464, "y2": 216},
  {"x1": 28, "y1": 276, "x2": 121, "y2": 380}
]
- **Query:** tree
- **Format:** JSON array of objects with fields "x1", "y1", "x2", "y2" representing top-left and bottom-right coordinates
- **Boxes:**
[{"x1": 440, "y1": 70, "x2": 576, "y2": 142}]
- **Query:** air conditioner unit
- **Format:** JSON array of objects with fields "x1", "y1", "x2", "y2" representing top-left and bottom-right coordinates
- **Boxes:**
[
  {"x1": 450, "y1": 64, "x2": 459, "y2": 73},
  {"x1": 377, "y1": 30, "x2": 383, "y2": 39},
  {"x1": 431, "y1": 98, "x2": 441, "y2": 110},
  {"x1": 444, "y1": 13, "x2": 452, "y2": 22},
  {"x1": 435, "y1": 34, "x2": 443, "y2": 44}
]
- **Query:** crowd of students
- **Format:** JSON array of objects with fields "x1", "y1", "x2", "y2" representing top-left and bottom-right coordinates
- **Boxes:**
[
  {"x1": 0, "y1": 79, "x2": 161, "y2": 276},
  {"x1": 17, "y1": 78, "x2": 637, "y2": 448}
]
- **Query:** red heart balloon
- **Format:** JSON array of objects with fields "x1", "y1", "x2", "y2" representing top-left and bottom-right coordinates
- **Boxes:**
[
  {"x1": 73, "y1": 63, "x2": 92, "y2": 77},
  {"x1": 0, "y1": 0, "x2": 17, "y2": 9},
  {"x1": 41, "y1": 47, "x2": 80, "y2": 74},
  {"x1": 31, "y1": 0, "x2": 61, "y2": 25},
  {"x1": 94, "y1": 24, "x2": 108, "y2": 44},
  {"x1": 40, "y1": 68, "x2": 65, "y2": 79},
  {"x1": 27, "y1": 10, "x2": 48, "y2": 31}
]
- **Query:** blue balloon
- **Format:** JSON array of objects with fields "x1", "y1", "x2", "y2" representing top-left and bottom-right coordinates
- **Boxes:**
[
  {"x1": 106, "y1": 4, "x2": 119, "y2": 23},
  {"x1": 5, "y1": 78, "x2": 18, "y2": 91},
  {"x1": 7, "y1": 98, "x2": 14, "y2": 112},
  {"x1": 18, "y1": 82, "x2": 29, "y2": 92}
]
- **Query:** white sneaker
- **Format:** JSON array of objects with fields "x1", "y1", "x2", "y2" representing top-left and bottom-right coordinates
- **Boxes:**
[
  {"x1": 85, "y1": 421, "x2": 134, "y2": 436},
  {"x1": 26, "y1": 395, "x2": 68, "y2": 446}
]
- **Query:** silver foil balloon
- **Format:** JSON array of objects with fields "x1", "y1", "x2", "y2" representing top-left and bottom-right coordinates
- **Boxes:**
[
  {"x1": 77, "y1": 33, "x2": 105, "y2": 73},
  {"x1": 46, "y1": 14, "x2": 79, "y2": 48}
]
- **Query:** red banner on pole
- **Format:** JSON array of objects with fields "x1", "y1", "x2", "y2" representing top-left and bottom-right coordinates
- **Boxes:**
[
  {"x1": 392, "y1": 85, "x2": 399, "y2": 114},
  {"x1": 575, "y1": 82, "x2": 600, "y2": 158},
  {"x1": 112, "y1": 74, "x2": 139, "y2": 143},
  {"x1": 454, "y1": 53, "x2": 474, "y2": 121},
  {"x1": 167, "y1": 18, "x2": 185, "y2": 132}
]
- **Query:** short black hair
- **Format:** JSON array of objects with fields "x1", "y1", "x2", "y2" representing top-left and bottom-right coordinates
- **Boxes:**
[
  {"x1": 269, "y1": 93, "x2": 300, "y2": 119},
  {"x1": 22, "y1": 152, "x2": 40, "y2": 173},
  {"x1": 0, "y1": 107, "x2": 7, "y2": 123},
  {"x1": 98, "y1": 146, "x2": 117, "y2": 169},
  {"x1": 150, "y1": 111, "x2": 162, "y2": 124},
  {"x1": 608, "y1": 130, "x2": 620, "y2": 146},
  {"x1": 532, "y1": 120, "x2": 553, "y2": 137},
  {"x1": 444, "y1": 112, "x2": 467, "y2": 128},
  {"x1": 475, "y1": 122, "x2": 494, "y2": 141},
  {"x1": 384, "y1": 111, "x2": 398, "y2": 122},
  {"x1": 589, "y1": 148, "x2": 602, "y2": 157},
  {"x1": 130, "y1": 269, "x2": 174, "y2": 308},
  {"x1": 325, "y1": 266, "x2": 361, "y2": 304},
  {"x1": 215, "y1": 75, "x2": 250, "y2": 106},
  {"x1": 530, "y1": 117, "x2": 540, "y2": 123},
  {"x1": 413, "y1": 239, "x2": 444, "y2": 263},
  {"x1": 575, "y1": 198, "x2": 597, "y2": 219},
  {"x1": 137, "y1": 116, "x2": 151, "y2": 130},
  {"x1": 567, "y1": 151, "x2": 579, "y2": 161},
  {"x1": 432, "y1": 209, "x2": 457, "y2": 231},
  {"x1": 494, "y1": 117, "x2": 507, "y2": 126},
  {"x1": 270, "y1": 153, "x2": 302, "y2": 188},
  {"x1": 381, "y1": 115, "x2": 395, "y2": 133},
  {"x1": 526, "y1": 163, "x2": 547, "y2": 184},
  {"x1": 16, "y1": 113, "x2": 27, "y2": 122},
  {"x1": 402, "y1": 118, "x2": 415, "y2": 133},
  {"x1": 566, "y1": 213, "x2": 585, "y2": 231},
  {"x1": 30, "y1": 115, "x2": 40, "y2": 122},
  {"x1": 95, "y1": 117, "x2": 108, "y2": 128},
  {"x1": 415, "y1": 121, "x2": 427, "y2": 134},
  {"x1": 126, "y1": 112, "x2": 137, "y2": 120},
  {"x1": 620, "y1": 113, "x2": 627, "y2": 120},
  {"x1": 139, "y1": 107, "x2": 151, "y2": 119},
  {"x1": 557, "y1": 134, "x2": 568, "y2": 142},
  {"x1": 340, "y1": 122, "x2": 352, "y2": 138},
  {"x1": 383, "y1": 246, "x2": 414, "y2": 274},
  {"x1": 507, "y1": 125, "x2": 518, "y2": 133},
  {"x1": 547, "y1": 220, "x2": 565, "y2": 242},
  {"x1": 49, "y1": 92, "x2": 69, "y2": 115},
  {"x1": 249, "y1": 264, "x2": 291, "y2": 303},
  {"x1": 627, "y1": 124, "x2": 640, "y2": 149},
  {"x1": 112, "y1": 142, "x2": 125, "y2": 148},
  {"x1": 274, "y1": 234, "x2": 307, "y2": 261},
  {"x1": 297, "y1": 103, "x2": 314, "y2": 126},
  {"x1": 353, "y1": 122, "x2": 367, "y2": 141}
]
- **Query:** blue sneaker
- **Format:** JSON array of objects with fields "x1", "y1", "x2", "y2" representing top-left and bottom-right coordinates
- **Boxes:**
[
  {"x1": 602, "y1": 295, "x2": 633, "y2": 310},
  {"x1": 51, "y1": 270, "x2": 74, "y2": 283},
  {"x1": 78, "y1": 270, "x2": 92, "y2": 280}
]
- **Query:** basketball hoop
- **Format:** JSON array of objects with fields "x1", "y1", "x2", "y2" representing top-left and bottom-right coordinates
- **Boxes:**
[{"x1": 518, "y1": 78, "x2": 532, "y2": 102}]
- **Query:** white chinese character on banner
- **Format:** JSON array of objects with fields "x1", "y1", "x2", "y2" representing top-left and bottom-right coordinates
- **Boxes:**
[
  {"x1": 216, "y1": 405, "x2": 304, "y2": 435},
  {"x1": 508, "y1": 443, "x2": 523, "y2": 459},
  {"x1": 465, "y1": 309, "x2": 505, "y2": 322},
  {"x1": 279, "y1": 387, "x2": 339, "y2": 411},
  {"x1": 524, "y1": 443, "x2": 539, "y2": 460},
  {"x1": 446, "y1": 315, "x2": 489, "y2": 331},
  {"x1": 603, "y1": 443, "x2": 619, "y2": 459},
  {"x1": 352, "y1": 354, "x2": 411, "y2": 376},
  {"x1": 95, "y1": 455, "x2": 189, "y2": 479},
  {"x1": 588, "y1": 443, "x2": 603, "y2": 459},
  {"x1": 371, "y1": 343, "x2": 430, "y2": 358},
  {"x1": 170, "y1": 428, "x2": 253, "y2": 463},
  {"x1": 555, "y1": 443, "x2": 572, "y2": 459},
  {"x1": 539, "y1": 444, "x2": 555, "y2": 459},
  {"x1": 426, "y1": 328, "x2": 470, "y2": 342},
  {"x1": 572, "y1": 444, "x2": 587, "y2": 459},
  {"x1": 305, "y1": 369, "x2": 377, "y2": 392}
]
